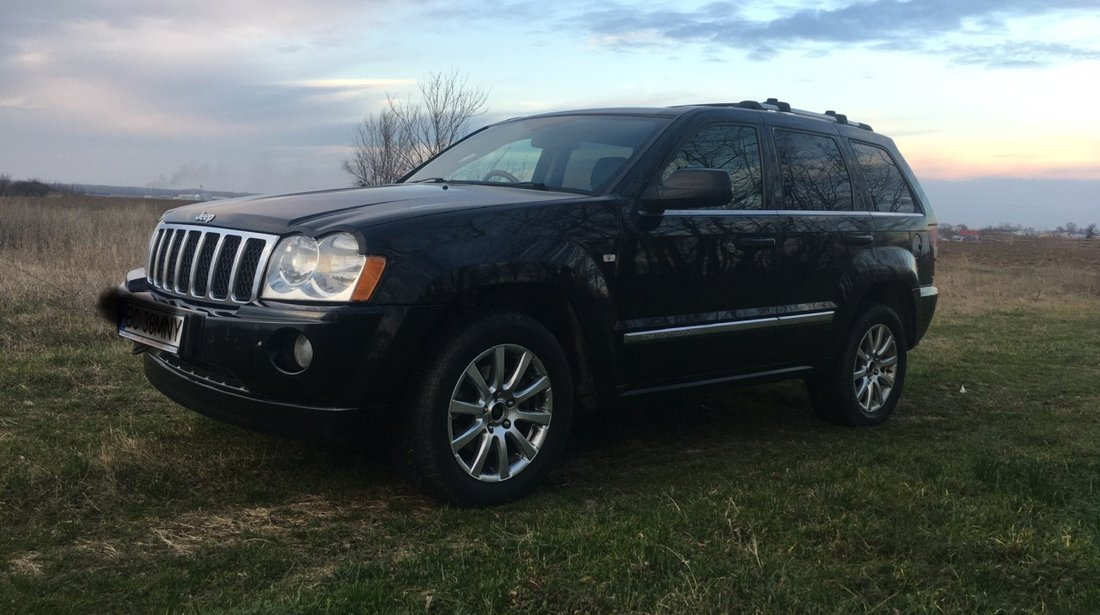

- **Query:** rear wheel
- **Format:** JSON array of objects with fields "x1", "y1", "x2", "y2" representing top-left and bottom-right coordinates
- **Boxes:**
[
  {"x1": 807, "y1": 303, "x2": 907, "y2": 426},
  {"x1": 393, "y1": 311, "x2": 573, "y2": 505}
]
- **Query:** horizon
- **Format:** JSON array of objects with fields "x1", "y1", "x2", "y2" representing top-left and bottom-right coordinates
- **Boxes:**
[{"x1": 2, "y1": 1, "x2": 1098, "y2": 226}]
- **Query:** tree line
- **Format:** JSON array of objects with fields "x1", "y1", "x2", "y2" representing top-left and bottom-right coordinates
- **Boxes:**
[
  {"x1": 942, "y1": 222, "x2": 1098, "y2": 238},
  {"x1": 0, "y1": 174, "x2": 75, "y2": 197}
]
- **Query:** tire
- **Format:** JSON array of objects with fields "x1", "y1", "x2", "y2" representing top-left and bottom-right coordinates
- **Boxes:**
[
  {"x1": 393, "y1": 311, "x2": 574, "y2": 506},
  {"x1": 806, "y1": 303, "x2": 907, "y2": 426}
]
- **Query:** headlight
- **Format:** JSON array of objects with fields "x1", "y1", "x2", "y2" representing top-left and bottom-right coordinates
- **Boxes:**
[
  {"x1": 272, "y1": 235, "x2": 319, "y2": 288},
  {"x1": 262, "y1": 232, "x2": 385, "y2": 302}
]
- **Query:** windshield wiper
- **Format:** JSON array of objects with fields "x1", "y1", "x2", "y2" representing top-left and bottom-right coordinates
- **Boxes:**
[
  {"x1": 411, "y1": 177, "x2": 448, "y2": 183},
  {"x1": 507, "y1": 181, "x2": 550, "y2": 191}
]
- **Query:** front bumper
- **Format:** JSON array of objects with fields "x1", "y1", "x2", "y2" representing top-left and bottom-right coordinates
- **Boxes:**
[
  {"x1": 101, "y1": 269, "x2": 441, "y2": 439},
  {"x1": 143, "y1": 352, "x2": 375, "y2": 439}
]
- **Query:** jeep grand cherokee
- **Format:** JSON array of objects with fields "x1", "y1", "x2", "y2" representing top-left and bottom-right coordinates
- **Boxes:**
[{"x1": 102, "y1": 99, "x2": 938, "y2": 505}]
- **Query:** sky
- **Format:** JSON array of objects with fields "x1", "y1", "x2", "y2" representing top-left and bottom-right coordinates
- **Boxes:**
[{"x1": 1, "y1": 0, "x2": 1099, "y2": 227}]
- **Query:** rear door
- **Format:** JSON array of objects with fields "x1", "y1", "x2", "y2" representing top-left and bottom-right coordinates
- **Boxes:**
[{"x1": 766, "y1": 122, "x2": 874, "y2": 364}]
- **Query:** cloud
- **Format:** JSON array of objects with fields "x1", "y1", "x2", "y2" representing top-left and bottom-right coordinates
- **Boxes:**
[
  {"x1": 942, "y1": 42, "x2": 1100, "y2": 68},
  {"x1": 579, "y1": 0, "x2": 1100, "y2": 67},
  {"x1": 0, "y1": 0, "x2": 410, "y2": 190},
  {"x1": 0, "y1": 0, "x2": 401, "y2": 135}
]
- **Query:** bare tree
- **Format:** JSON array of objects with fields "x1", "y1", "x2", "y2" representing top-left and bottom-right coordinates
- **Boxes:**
[
  {"x1": 343, "y1": 107, "x2": 416, "y2": 188},
  {"x1": 343, "y1": 72, "x2": 488, "y2": 186}
]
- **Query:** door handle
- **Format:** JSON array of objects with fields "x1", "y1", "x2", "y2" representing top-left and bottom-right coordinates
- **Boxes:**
[
  {"x1": 845, "y1": 234, "x2": 874, "y2": 246},
  {"x1": 738, "y1": 237, "x2": 777, "y2": 249}
]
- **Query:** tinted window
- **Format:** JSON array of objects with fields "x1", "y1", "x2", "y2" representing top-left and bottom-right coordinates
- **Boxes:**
[
  {"x1": 774, "y1": 130, "x2": 853, "y2": 211},
  {"x1": 660, "y1": 124, "x2": 763, "y2": 209},
  {"x1": 406, "y1": 115, "x2": 668, "y2": 194},
  {"x1": 562, "y1": 142, "x2": 634, "y2": 192},
  {"x1": 852, "y1": 142, "x2": 917, "y2": 213}
]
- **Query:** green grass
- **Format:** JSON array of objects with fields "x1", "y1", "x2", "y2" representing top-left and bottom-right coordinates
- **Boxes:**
[{"x1": 2, "y1": 202, "x2": 1099, "y2": 613}]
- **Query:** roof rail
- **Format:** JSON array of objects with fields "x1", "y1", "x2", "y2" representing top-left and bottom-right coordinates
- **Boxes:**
[
  {"x1": 686, "y1": 99, "x2": 874, "y2": 132},
  {"x1": 764, "y1": 97, "x2": 791, "y2": 112}
]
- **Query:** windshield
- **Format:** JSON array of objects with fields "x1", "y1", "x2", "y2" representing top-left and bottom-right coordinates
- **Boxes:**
[{"x1": 404, "y1": 115, "x2": 670, "y2": 194}]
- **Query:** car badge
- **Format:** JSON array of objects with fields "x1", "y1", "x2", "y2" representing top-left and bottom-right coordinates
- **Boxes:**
[{"x1": 194, "y1": 212, "x2": 216, "y2": 223}]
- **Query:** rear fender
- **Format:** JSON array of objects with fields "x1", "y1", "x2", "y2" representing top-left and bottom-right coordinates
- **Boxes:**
[{"x1": 841, "y1": 246, "x2": 920, "y2": 344}]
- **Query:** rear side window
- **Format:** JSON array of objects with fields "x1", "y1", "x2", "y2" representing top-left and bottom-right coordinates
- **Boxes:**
[
  {"x1": 774, "y1": 130, "x2": 853, "y2": 211},
  {"x1": 660, "y1": 124, "x2": 763, "y2": 210},
  {"x1": 852, "y1": 142, "x2": 918, "y2": 213}
]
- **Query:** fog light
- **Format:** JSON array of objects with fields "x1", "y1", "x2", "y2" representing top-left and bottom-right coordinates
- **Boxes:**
[{"x1": 293, "y1": 334, "x2": 313, "y2": 370}]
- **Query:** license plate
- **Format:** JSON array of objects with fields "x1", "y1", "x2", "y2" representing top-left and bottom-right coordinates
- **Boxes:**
[{"x1": 118, "y1": 301, "x2": 186, "y2": 353}]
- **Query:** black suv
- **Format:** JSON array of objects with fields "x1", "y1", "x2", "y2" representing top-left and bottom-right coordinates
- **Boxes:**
[{"x1": 104, "y1": 99, "x2": 938, "y2": 504}]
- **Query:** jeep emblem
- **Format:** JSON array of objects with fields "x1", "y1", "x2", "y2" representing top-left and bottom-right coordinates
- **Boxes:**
[{"x1": 194, "y1": 212, "x2": 216, "y2": 223}]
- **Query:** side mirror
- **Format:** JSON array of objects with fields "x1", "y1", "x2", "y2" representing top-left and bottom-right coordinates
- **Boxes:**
[{"x1": 642, "y1": 168, "x2": 732, "y2": 211}]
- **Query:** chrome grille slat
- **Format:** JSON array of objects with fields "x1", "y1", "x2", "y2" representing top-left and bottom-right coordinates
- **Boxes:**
[
  {"x1": 226, "y1": 241, "x2": 245, "y2": 301},
  {"x1": 144, "y1": 223, "x2": 279, "y2": 305},
  {"x1": 188, "y1": 232, "x2": 209, "y2": 295},
  {"x1": 161, "y1": 229, "x2": 181, "y2": 290},
  {"x1": 148, "y1": 228, "x2": 166, "y2": 282},
  {"x1": 230, "y1": 238, "x2": 264, "y2": 302},
  {"x1": 206, "y1": 234, "x2": 229, "y2": 300},
  {"x1": 193, "y1": 232, "x2": 220, "y2": 297},
  {"x1": 249, "y1": 240, "x2": 277, "y2": 301},
  {"x1": 175, "y1": 231, "x2": 201, "y2": 293},
  {"x1": 154, "y1": 228, "x2": 174, "y2": 287}
]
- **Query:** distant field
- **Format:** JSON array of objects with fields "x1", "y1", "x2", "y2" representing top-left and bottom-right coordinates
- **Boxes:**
[{"x1": 2, "y1": 195, "x2": 1099, "y2": 613}]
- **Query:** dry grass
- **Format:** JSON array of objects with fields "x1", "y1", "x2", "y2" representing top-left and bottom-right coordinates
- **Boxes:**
[
  {"x1": 0, "y1": 195, "x2": 180, "y2": 306},
  {"x1": 935, "y1": 239, "x2": 1100, "y2": 316}
]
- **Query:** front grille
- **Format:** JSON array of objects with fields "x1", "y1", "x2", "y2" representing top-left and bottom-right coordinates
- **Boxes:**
[{"x1": 147, "y1": 223, "x2": 278, "y2": 304}]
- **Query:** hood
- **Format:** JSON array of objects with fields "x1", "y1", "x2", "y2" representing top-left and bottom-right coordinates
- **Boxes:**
[{"x1": 162, "y1": 183, "x2": 585, "y2": 235}]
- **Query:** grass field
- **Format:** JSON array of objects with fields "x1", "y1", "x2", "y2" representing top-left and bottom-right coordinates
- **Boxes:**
[{"x1": 2, "y1": 195, "x2": 1099, "y2": 613}]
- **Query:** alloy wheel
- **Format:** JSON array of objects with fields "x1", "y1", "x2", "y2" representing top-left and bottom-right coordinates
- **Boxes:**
[
  {"x1": 447, "y1": 344, "x2": 553, "y2": 482},
  {"x1": 852, "y1": 323, "x2": 898, "y2": 414}
]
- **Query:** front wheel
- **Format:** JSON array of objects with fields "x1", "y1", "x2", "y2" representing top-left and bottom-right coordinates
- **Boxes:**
[
  {"x1": 807, "y1": 304, "x2": 907, "y2": 426},
  {"x1": 394, "y1": 312, "x2": 573, "y2": 505}
]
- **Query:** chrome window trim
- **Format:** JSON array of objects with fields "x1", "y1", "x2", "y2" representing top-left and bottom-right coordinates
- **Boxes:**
[
  {"x1": 776, "y1": 210, "x2": 872, "y2": 217},
  {"x1": 870, "y1": 211, "x2": 924, "y2": 218},
  {"x1": 658, "y1": 209, "x2": 781, "y2": 217}
]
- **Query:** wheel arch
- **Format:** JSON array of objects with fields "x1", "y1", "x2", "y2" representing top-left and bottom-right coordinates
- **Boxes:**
[
  {"x1": 839, "y1": 246, "x2": 920, "y2": 349},
  {"x1": 417, "y1": 281, "x2": 615, "y2": 411},
  {"x1": 860, "y1": 282, "x2": 916, "y2": 346}
]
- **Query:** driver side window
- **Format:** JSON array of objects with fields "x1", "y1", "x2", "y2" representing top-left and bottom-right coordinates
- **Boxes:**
[{"x1": 661, "y1": 124, "x2": 763, "y2": 209}]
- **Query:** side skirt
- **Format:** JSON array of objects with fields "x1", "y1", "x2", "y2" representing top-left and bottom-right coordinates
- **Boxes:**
[{"x1": 618, "y1": 365, "x2": 815, "y2": 398}]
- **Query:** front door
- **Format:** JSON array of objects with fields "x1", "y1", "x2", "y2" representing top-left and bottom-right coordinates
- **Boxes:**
[{"x1": 616, "y1": 122, "x2": 783, "y2": 388}]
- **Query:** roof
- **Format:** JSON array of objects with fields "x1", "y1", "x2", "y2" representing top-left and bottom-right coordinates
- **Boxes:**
[{"x1": 522, "y1": 98, "x2": 875, "y2": 132}]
